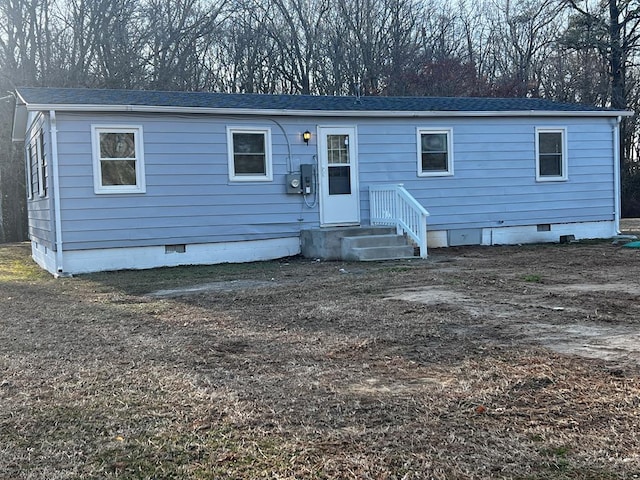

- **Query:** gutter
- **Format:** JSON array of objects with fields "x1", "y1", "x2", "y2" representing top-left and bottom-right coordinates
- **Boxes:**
[
  {"x1": 49, "y1": 110, "x2": 65, "y2": 276},
  {"x1": 20, "y1": 103, "x2": 636, "y2": 119}
]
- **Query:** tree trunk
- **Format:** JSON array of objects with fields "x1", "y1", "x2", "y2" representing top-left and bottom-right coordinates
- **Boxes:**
[
  {"x1": 609, "y1": 0, "x2": 625, "y2": 110},
  {"x1": 608, "y1": 0, "x2": 627, "y2": 176}
]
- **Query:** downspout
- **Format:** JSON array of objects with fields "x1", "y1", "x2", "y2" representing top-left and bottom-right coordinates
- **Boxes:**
[
  {"x1": 49, "y1": 110, "x2": 65, "y2": 275},
  {"x1": 613, "y1": 116, "x2": 622, "y2": 234}
]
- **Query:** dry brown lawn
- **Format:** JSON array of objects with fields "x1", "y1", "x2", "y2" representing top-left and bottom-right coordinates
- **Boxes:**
[{"x1": 2, "y1": 229, "x2": 640, "y2": 479}]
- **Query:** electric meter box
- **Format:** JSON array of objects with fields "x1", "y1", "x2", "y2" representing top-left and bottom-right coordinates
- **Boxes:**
[
  {"x1": 300, "y1": 164, "x2": 315, "y2": 195},
  {"x1": 286, "y1": 173, "x2": 302, "y2": 194}
]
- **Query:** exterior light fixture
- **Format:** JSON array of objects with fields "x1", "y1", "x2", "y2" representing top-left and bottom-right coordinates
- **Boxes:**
[{"x1": 303, "y1": 130, "x2": 311, "y2": 144}]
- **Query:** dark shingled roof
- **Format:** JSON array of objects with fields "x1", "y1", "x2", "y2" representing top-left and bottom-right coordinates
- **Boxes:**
[{"x1": 16, "y1": 87, "x2": 620, "y2": 113}]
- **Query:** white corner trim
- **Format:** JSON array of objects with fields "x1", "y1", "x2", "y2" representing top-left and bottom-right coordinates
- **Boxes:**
[
  {"x1": 613, "y1": 116, "x2": 622, "y2": 234},
  {"x1": 49, "y1": 111, "x2": 65, "y2": 274}
]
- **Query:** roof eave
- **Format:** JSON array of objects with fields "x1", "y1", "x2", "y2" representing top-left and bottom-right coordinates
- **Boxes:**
[{"x1": 19, "y1": 102, "x2": 635, "y2": 119}]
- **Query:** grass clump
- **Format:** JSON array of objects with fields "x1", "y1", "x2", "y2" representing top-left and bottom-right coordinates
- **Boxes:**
[{"x1": 523, "y1": 273, "x2": 542, "y2": 283}]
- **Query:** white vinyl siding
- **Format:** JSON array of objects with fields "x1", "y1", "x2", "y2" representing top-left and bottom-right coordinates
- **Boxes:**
[
  {"x1": 417, "y1": 128, "x2": 454, "y2": 177},
  {"x1": 227, "y1": 127, "x2": 272, "y2": 182},
  {"x1": 91, "y1": 125, "x2": 146, "y2": 194},
  {"x1": 536, "y1": 127, "x2": 567, "y2": 182}
]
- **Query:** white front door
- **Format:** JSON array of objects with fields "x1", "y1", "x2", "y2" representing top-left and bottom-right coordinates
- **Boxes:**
[{"x1": 318, "y1": 126, "x2": 360, "y2": 226}]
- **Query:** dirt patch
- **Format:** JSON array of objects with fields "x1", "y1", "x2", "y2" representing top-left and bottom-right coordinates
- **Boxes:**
[
  {"x1": 149, "y1": 279, "x2": 278, "y2": 297},
  {"x1": 388, "y1": 281, "x2": 640, "y2": 363},
  {"x1": 3, "y1": 238, "x2": 640, "y2": 478}
]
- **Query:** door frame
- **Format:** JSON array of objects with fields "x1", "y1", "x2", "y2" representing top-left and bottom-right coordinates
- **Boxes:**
[{"x1": 317, "y1": 125, "x2": 360, "y2": 226}]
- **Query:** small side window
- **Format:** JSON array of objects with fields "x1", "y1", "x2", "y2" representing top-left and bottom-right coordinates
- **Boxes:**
[
  {"x1": 37, "y1": 130, "x2": 47, "y2": 197},
  {"x1": 227, "y1": 127, "x2": 272, "y2": 182},
  {"x1": 417, "y1": 128, "x2": 454, "y2": 177},
  {"x1": 536, "y1": 128, "x2": 567, "y2": 181},
  {"x1": 92, "y1": 125, "x2": 146, "y2": 194},
  {"x1": 25, "y1": 141, "x2": 35, "y2": 200}
]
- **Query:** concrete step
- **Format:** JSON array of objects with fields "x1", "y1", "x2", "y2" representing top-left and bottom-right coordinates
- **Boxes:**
[
  {"x1": 342, "y1": 244, "x2": 416, "y2": 261},
  {"x1": 341, "y1": 234, "x2": 409, "y2": 250},
  {"x1": 341, "y1": 234, "x2": 416, "y2": 261},
  {"x1": 300, "y1": 226, "x2": 398, "y2": 260}
]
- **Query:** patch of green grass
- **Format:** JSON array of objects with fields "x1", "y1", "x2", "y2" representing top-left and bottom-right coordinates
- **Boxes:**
[
  {"x1": 91, "y1": 428, "x2": 302, "y2": 479},
  {"x1": 0, "y1": 244, "x2": 51, "y2": 282},
  {"x1": 546, "y1": 445, "x2": 571, "y2": 458},
  {"x1": 523, "y1": 274, "x2": 542, "y2": 283}
]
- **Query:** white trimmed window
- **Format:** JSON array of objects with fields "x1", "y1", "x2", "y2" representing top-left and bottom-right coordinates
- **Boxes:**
[
  {"x1": 417, "y1": 128, "x2": 454, "y2": 177},
  {"x1": 37, "y1": 131, "x2": 47, "y2": 197},
  {"x1": 536, "y1": 127, "x2": 567, "y2": 181},
  {"x1": 92, "y1": 125, "x2": 146, "y2": 194},
  {"x1": 25, "y1": 139, "x2": 35, "y2": 199},
  {"x1": 227, "y1": 127, "x2": 272, "y2": 182},
  {"x1": 28, "y1": 130, "x2": 47, "y2": 198}
]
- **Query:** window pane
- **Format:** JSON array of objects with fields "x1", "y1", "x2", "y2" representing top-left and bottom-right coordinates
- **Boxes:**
[
  {"x1": 101, "y1": 160, "x2": 137, "y2": 185},
  {"x1": 327, "y1": 134, "x2": 349, "y2": 164},
  {"x1": 28, "y1": 143, "x2": 36, "y2": 197},
  {"x1": 233, "y1": 133, "x2": 267, "y2": 176},
  {"x1": 421, "y1": 133, "x2": 449, "y2": 172},
  {"x1": 100, "y1": 132, "x2": 135, "y2": 158},
  {"x1": 328, "y1": 166, "x2": 351, "y2": 195},
  {"x1": 39, "y1": 131, "x2": 47, "y2": 194},
  {"x1": 422, "y1": 152, "x2": 448, "y2": 172},
  {"x1": 421, "y1": 133, "x2": 447, "y2": 153},
  {"x1": 539, "y1": 154, "x2": 562, "y2": 176},
  {"x1": 233, "y1": 133, "x2": 265, "y2": 154},
  {"x1": 539, "y1": 132, "x2": 562, "y2": 154},
  {"x1": 234, "y1": 154, "x2": 266, "y2": 175}
]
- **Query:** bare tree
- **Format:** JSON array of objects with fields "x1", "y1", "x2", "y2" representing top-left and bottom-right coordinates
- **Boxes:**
[
  {"x1": 213, "y1": 1, "x2": 280, "y2": 93},
  {"x1": 141, "y1": 0, "x2": 229, "y2": 90},
  {"x1": 564, "y1": 0, "x2": 640, "y2": 177},
  {"x1": 485, "y1": 0, "x2": 565, "y2": 96}
]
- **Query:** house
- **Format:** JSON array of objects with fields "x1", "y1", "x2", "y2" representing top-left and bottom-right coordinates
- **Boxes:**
[{"x1": 11, "y1": 87, "x2": 633, "y2": 276}]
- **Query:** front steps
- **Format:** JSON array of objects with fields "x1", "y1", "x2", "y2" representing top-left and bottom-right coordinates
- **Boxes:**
[{"x1": 300, "y1": 226, "x2": 417, "y2": 261}]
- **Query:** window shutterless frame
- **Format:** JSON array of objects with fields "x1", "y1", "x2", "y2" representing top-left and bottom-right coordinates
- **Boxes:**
[
  {"x1": 226, "y1": 127, "x2": 273, "y2": 182},
  {"x1": 416, "y1": 128, "x2": 454, "y2": 177},
  {"x1": 535, "y1": 127, "x2": 568, "y2": 182},
  {"x1": 36, "y1": 130, "x2": 47, "y2": 197},
  {"x1": 25, "y1": 138, "x2": 34, "y2": 200},
  {"x1": 91, "y1": 125, "x2": 146, "y2": 194}
]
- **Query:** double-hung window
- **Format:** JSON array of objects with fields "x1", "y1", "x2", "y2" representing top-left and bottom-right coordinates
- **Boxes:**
[
  {"x1": 36, "y1": 131, "x2": 47, "y2": 197},
  {"x1": 536, "y1": 127, "x2": 567, "y2": 181},
  {"x1": 227, "y1": 127, "x2": 272, "y2": 182},
  {"x1": 26, "y1": 137, "x2": 36, "y2": 199},
  {"x1": 92, "y1": 125, "x2": 146, "y2": 194},
  {"x1": 27, "y1": 129, "x2": 46, "y2": 198},
  {"x1": 417, "y1": 128, "x2": 454, "y2": 177}
]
